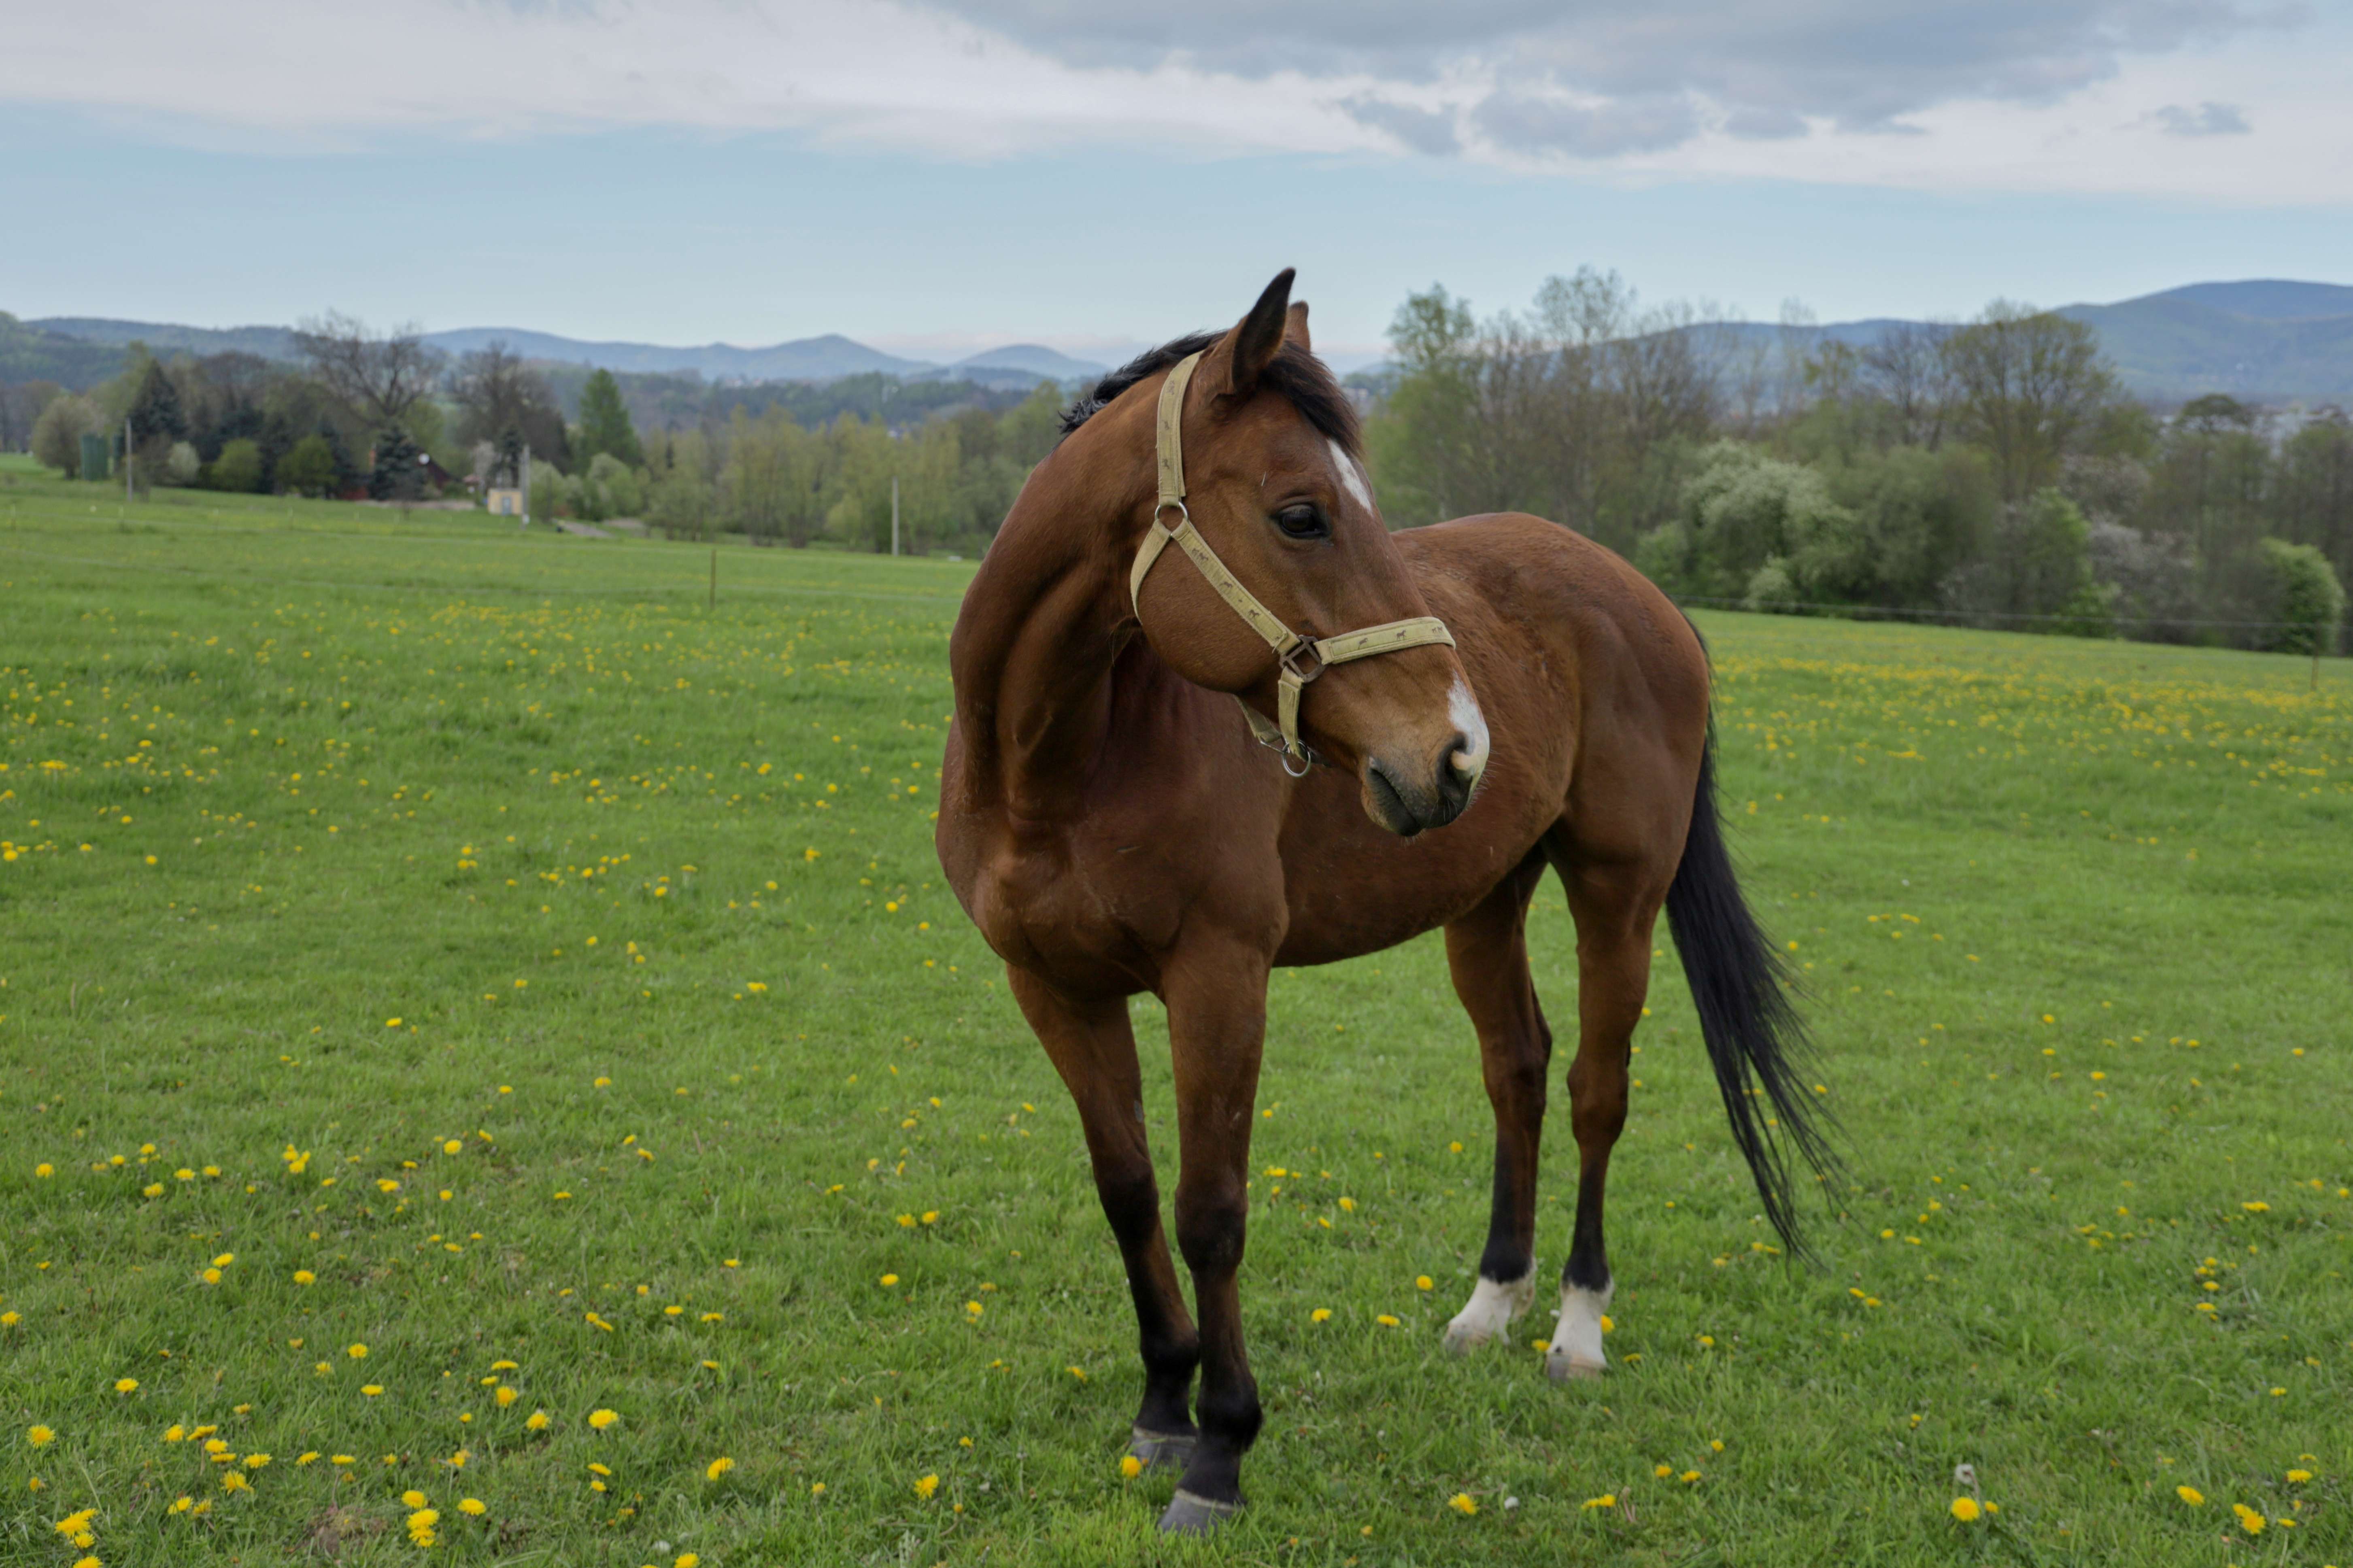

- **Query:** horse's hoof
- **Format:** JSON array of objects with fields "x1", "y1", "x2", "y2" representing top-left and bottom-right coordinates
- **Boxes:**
[
  {"x1": 1128, "y1": 1427, "x2": 1197, "y2": 1472},
  {"x1": 1545, "y1": 1349, "x2": 1607, "y2": 1381},
  {"x1": 1441, "y1": 1321, "x2": 1493, "y2": 1356},
  {"x1": 1158, "y1": 1488, "x2": 1242, "y2": 1535}
]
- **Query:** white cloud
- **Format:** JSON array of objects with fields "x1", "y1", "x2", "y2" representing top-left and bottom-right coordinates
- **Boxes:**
[{"x1": 2, "y1": 0, "x2": 2345, "y2": 201}]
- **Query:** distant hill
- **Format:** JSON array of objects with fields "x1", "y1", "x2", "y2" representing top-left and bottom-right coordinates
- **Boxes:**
[
  {"x1": 30, "y1": 316, "x2": 297, "y2": 361},
  {"x1": 2056, "y1": 282, "x2": 2353, "y2": 402},
  {"x1": 19, "y1": 314, "x2": 1090, "y2": 391},
  {"x1": 1, "y1": 313, "x2": 129, "y2": 387},
  {"x1": 19, "y1": 281, "x2": 2352, "y2": 403}
]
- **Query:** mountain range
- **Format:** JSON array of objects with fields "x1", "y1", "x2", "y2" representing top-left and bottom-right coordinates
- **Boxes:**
[{"x1": 7, "y1": 279, "x2": 2351, "y2": 404}]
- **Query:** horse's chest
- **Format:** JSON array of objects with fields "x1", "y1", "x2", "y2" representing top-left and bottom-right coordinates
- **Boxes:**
[{"x1": 961, "y1": 832, "x2": 1185, "y2": 986}]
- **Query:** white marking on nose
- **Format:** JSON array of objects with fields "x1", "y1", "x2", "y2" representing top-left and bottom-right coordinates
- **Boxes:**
[
  {"x1": 1330, "y1": 438, "x2": 1373, "y2": 514},
  {"x1": 1448, "y1": 677, "x2": 1490, "y2": 779}
]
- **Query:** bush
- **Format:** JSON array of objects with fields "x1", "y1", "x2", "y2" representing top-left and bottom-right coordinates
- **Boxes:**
[
  {"x1": 165, "y1": 441, "x2": 202, "y2": 486},
  {"x1": 278, "y1": 433, "x2": 339, "y2": 497},
  {"x1": 2259, "y1": 538, "x2": 2346, "y2": 656},
  {"x1": 32, "y1": 394, "x2": 95, "y2": 477},
  {"x1": 212, "y1": 439, "x2": 264, "y2": 494}
]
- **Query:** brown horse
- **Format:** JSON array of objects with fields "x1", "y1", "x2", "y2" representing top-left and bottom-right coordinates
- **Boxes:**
[{"x1": 937, "y1": 270, "x2": 1832, "y2": 1534}]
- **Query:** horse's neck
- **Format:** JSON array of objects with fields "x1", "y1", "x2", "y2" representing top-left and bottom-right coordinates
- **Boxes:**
[{"x1": 954, "y1": 493, "x2": 1135, "y2": 821}]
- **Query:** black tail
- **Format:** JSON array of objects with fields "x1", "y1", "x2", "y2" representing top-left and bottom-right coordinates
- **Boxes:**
[{"x1": 1665, "y1": 725, "x2": 1839, "y2": 1258}]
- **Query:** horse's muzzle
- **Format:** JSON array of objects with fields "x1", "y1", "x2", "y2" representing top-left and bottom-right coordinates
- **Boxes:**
[{"x1": 1362, "y1": 733, "x2": 1481, "y2": 836}]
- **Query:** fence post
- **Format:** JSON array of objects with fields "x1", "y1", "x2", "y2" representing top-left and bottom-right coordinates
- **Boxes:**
[{"x1": 709, "y1": 546, "x2": 717, "y2": 612}]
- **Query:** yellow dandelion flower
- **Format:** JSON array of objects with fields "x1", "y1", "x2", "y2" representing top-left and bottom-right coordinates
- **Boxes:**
[
  {"x1": 1311, "y1": 1308, "x2": 1332, "y2": 1323},
  {"x1": 113, "y1": 1378, "x2": 138, "y2": 1394},
  {"x1": 458, "y1": 1498, "x2": 486, "y2": 1515},
  {"x1": 1376, "y1": 1314, "x2": 1400, "y2": 1327},
  {"x1": 28, "y1": 1426, "x2": 53, "y2": 1447},
  {"x1": 1416, "y1": 1275, "x2": 1434, "y2": 1292},
  {"x1": 2232, "y1": 1502, "x2": 2264, "y2": 1534},
  {"x1": 346, "y1": 1343, "x2": 367, "y2": 1359},
  {"x1": 495, "y1": 1385, "x2": 518, "y2": 1407},
  {"x1": 588, "y1": 1409, "x2": 619, "y2": 1430},
  {"x1": 2286, "y1": 1468, "x2": 2312, "y2": 1483},
  {"x1": 1450, "y1": 1492, "x2": 1478, "y2": 1516},
  {"x1": 1950, "y1": 1497, "x2": 1981, "y2": 1522},
  {"x1": 706, "y1": 1457, "x2": 735, "y2": 1481},
  {"x1": 914, "y1": 1472, "x2": 940, "y2": 1500},
  {"x1": 220, "y1": 1472, "x2": 249, "y2": 1493},
  {"x1": 1582, "y1": 1494, "x2": 1616, "y2": 1510},
  {"x1": 525, "y1": 1411, "x2": 550, "y2": 1431},
  {"x1": 1120, "y1": 1454, "x2": 1144, "y2": 1479},
  {"x1": 2177, "y1": 1485, "x2": 2204, "y2": 1505}
]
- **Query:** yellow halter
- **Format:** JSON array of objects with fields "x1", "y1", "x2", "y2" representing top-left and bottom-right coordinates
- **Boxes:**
[{"x1": 1128, "y1": 351, "x2": 1455, "y2": 775}]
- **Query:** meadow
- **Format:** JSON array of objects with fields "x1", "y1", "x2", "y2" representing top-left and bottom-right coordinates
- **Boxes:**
[{"x1": 1, "y1": 457, "x2": 2348, "y2": 1566}]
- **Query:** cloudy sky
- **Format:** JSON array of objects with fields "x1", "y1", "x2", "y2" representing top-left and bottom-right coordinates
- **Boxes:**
[{"x1": 3, "y1": 0, "x2": 2347, "y2": 361}]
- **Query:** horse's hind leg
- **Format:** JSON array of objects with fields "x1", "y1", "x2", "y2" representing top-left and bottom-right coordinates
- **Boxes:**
[
  {"x1": 1008, "y1": 968, "x2": 1201, "y2": 1466},
  {"x1": 1440, "y1": 851, "x2": 1554, "y2": 1354},
  {"x1": 1545, "y1": 854, "x2": 1668, "y2": 1379}
]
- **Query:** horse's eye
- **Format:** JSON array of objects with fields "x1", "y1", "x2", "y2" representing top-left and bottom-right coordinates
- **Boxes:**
[{"x1": 1273, "y1": 504, "x2": 1329, "y2": 540}]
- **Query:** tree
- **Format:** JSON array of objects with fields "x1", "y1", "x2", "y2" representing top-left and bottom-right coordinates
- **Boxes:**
[
  {"x1": 1858, "y1": 322, "x2": 1956, "y2": 449},
  {"x1": 2274, "y1": 407, "x2": 2353, "y2": 593},
  {"x1": 369, "y1": 427, "x2": 425, "y2": 501},
  {"x1": 574, "y1": 368, "x2": 644, "y2": 468},
  {"x1": 451, "y1": 342, "x2": 569, "y2": 471},
  {"x1": 278, "y1": 433, "x2": 339, "y2": 497},
  {"x1": 212, "y1": 438, "x2": 264, "y2": 494},
  {"x1": 2257, "y1": 539, "x2": 2345, "y2": 655},
  {"x1": 32, "y1": 393, "x2": 96, "y2": 476},
  {"x1": 294, "y1": 311, "x2": 442, "y2": 427},
  {"x1": 1941, "y1": 304, "x2": 2116, "y2": 504}
]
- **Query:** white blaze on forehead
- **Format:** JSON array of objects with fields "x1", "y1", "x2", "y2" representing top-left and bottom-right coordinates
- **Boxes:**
[
  {"x1": 1329, "y1": 438, "x2": 1373, "y2": 515},
  {"x1": 1448, "y1": 677, "x2": 1490, "y2": 775}
]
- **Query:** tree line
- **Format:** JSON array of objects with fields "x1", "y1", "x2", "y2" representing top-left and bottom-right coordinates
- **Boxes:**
[
  {"x1": 11, "y1": 285, "x2": 2344, "y2": 652},
  {"x1": 1365, "y1": 271, "x2": 2347, "y2": 653}
]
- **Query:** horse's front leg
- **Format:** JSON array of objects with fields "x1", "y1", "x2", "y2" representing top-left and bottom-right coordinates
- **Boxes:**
[
  {"x1": 1155, "y1": 937, "x2": 1271, "y2": 1534},
  {"x1": 1008, "y1": 968, "x2": 1201, "y2": 1467}
]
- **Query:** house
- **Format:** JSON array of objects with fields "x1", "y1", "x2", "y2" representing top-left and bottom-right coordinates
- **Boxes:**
[{"x1": 487, "y1": 487, "x2": 525, "y2": 517}]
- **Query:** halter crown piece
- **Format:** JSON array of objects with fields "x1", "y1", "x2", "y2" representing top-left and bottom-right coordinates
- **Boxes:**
[{"x1": 1127, "y1": 351, "x2": 1455, "y2": 776}]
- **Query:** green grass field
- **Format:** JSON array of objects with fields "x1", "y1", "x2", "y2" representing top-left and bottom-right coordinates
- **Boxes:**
[{"x1": 2, "y1": 457, "x2": 2349, "y2": 1566}]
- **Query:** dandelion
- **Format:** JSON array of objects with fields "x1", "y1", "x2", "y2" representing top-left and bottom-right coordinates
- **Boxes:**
[
  {"x1": 1582, "y1": 1494, "x2": 1617, "y2": 1510},
  {"x1": 28, "y1": 1426, "x2": 53, "y2": 1447},
  {"x1": 1311, "y1": 1308, "x2": 1332, "y2": 1323},
  {"x1": 1450, "y1": 1492, "x2": 1478, "y2": 1516},
  {"x1": 588, "y1": 1409, "x2": 619, "y2": 1430},
  {"x1": 706, "y1": 1457, "x2": 735, "y2": 1481},
  {"x1": 221, "y1": 1472, "x2": 250, "y2": 1493},
  {"x1": 293, "y1": 1270, "x2": 315, "y2": 1285},
  {"x1": 2177, "y1": 1485, "x2": 2204, "y2": 1506},
  {"x1": 526, "y1": 1411, "x2": 550, "y2": 1431},
  {"x1": 1376, "y1": 1314, "x2": 1400, "y2": 1327},
  {"x1": 1120, "y1": 1454, "x2": 1144, "y2": 1479},
  {"x1": 347, "y1": 1343, "x2": 368, "y2": 1359},
  {"x1": 1416, "y1": 1275, "x2": 1434, "y2": 1292},
  {"x1": 914, "y1": 1472, "x2": 940, "y2": 1500},
  {"x1": 2286, "y1": 1468, "x2": 2312, "y2": 1483},
  {"x1": 361, "y1": 1385, "x2": 383, "y2": 1397},
  {"x1": 2232, "y1": 1502, "x2": 2264, "y2": 1534},
  {"x1": 458, "y1": 1498, "x2": 486, "y2": 1515},
  {"x1": 880, "y1": 1274, "x2": 899, "y2": 1287},
  {"x1": 1950, "y1": 1497, "x2": 1981, "y2": 1522},
  {"x1": 113, "y1": 1378, "x2": 138, "y2": 1394},
  {"x1": 402, "y1": 1489, "x2": 428, "y2": 1509}
]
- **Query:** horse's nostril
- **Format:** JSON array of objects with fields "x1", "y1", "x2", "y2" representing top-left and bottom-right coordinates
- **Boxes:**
[{"x1": 1447, "y1": 734, "x2": 1478, "y2": 777}]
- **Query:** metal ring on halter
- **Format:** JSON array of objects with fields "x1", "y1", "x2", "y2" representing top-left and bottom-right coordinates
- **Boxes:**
[{"x1": 1155, "y1": 500, "x2": 1189, "y2": 525}]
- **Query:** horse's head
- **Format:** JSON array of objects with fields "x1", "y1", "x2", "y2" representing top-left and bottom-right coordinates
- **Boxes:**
[{"x1": 1129, "y1": 270, "x2": 1488, "y2": 836}]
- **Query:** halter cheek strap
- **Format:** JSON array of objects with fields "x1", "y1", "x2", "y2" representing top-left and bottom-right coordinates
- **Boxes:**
[{"x1": 1129, "y1": 351, "x2": 1454, "y2": 773}]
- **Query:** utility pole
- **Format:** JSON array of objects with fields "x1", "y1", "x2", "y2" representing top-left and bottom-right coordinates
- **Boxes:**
[
  {"x1": 891, "y1": 474, "x2": 900, "y2": 558},
  {"x1": 520, "y1": 446, "x2": 532, "y2": 531}
]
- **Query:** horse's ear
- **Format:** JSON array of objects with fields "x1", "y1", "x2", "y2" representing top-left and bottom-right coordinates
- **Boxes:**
[
  {"x1": 1284, "y1": 300, "x2": 1311, "y2": 353},
  {"x1": 1221, "y1": 268, "x2": 1295, "y2": 397}
]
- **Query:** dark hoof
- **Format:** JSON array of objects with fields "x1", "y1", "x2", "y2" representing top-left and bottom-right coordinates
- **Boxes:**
[
  {"x1": 1158, "y1": 1488, "x2": 1241, "y2": 1535},
  {"x1": 1128, "y1": 1426, "x2": 1197, "y2": 1472}
]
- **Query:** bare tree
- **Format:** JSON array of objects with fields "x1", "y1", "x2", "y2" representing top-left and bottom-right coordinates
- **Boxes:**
[
  {"x1": 450, "y1": 341, "x2": 568, "y2": 464},
  {"x1": 293, "y1": 311, "x2": 442, "y2": 427},
  {"x1": 1941, "y1": 303, "x2": 2116, "y2": 504},
  {"x1": 1859, "y1": 321, "x2": 1958, "y2": 449}
]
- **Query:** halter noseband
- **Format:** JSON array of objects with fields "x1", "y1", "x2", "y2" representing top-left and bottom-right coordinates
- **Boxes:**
[{"x1": 1127, "y1": 351, "x2": 1454, "y2": 776}]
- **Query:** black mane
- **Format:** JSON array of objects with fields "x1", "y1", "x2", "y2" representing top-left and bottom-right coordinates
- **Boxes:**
[{"x1": 1059, "y1": 331, "x2": 1362, "y2": 456}]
